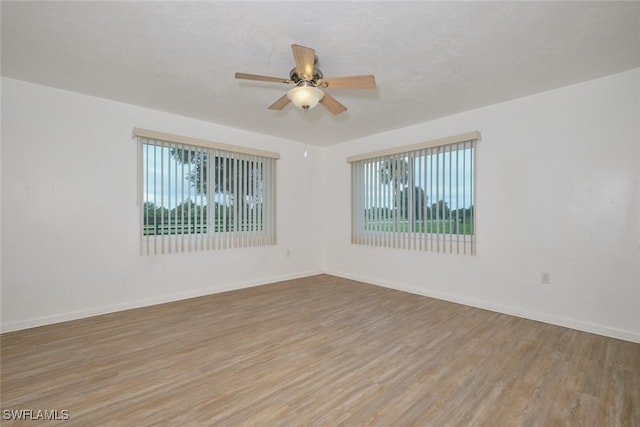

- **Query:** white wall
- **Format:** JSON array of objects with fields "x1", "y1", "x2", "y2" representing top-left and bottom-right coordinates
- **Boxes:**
[
  {"x1": 2, "y1": 69, "x2": 639, "y2": 342},
  {"x1": 1, "y1": 77, "x2": 324, "y2": 331},
  {"x1": 324, "y1": 69, "x2": 640, "y2": 342}
]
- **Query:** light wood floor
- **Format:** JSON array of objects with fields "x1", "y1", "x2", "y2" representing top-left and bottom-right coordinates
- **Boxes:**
[{"x1": 1, "y1": 274, "x2": 638, "y2": 426}]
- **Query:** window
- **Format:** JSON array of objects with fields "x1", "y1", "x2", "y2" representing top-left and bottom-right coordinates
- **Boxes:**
[
  {"x1": 135, "y1": 128, "x2": 278, "y2": 255},
  {"x1": 349, "y1": 132, "x2": 479, "y2": 255}
]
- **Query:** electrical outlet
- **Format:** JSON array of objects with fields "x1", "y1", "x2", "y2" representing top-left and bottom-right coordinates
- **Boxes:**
[{"x1": 541, "y1": 272, "x2": 551, "y2": 284}]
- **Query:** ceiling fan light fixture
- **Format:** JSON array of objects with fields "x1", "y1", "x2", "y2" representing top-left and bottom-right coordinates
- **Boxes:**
[{"x1": 287, "y1": 82, "x2": 324, "y2": 110}]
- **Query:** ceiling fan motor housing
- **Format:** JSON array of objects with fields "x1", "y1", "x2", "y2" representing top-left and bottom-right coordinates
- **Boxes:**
[{"x1": 289, "y1": 67, "x2": 324, "y2": 86}]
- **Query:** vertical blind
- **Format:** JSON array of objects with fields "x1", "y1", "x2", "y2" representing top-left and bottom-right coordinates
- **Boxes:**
[
  {"x1": 135, "y1": 129, "x2": 278, "y2": 255},
  {"x1": 349, "y1": 132, "x2": 479, "y2": 255}
]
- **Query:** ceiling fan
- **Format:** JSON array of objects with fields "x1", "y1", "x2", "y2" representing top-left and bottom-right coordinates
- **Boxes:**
[{"x1": 235, "y1": 44, "x2": 376, "y2": 115}]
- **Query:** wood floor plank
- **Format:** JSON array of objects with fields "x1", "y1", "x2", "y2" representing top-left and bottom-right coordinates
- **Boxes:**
[{"x1": 1, "y1": 274, "x2": 638, "y2": 426}]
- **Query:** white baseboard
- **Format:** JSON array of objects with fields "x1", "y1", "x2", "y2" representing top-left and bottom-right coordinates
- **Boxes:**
[
  {"x1": 4, "y1": 269, "x2": 638, "y2": 344},
  {"x1": 0, "y1": 270, "x2": 323, "y2": 333},
  {"x1": 324, "y1": 269, "x2": 640, "y2": 344}
]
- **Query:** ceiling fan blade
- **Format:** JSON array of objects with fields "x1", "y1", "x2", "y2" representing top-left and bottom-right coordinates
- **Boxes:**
[
  {"x1": 235, "y1": 73, "x2": 291, "y2": 84},
  {"x1": 318, "y1": 75, "x2": 376, "y2": 89},
  {"x1": 291, "y1": 44, "x2": 316, "y2": 79},
  {"x1": 268, "y1": 94, "x2": 291, "y2": 110},
  {"x1": 319, "y1": 93, "x2": 347, "y2": 115}
]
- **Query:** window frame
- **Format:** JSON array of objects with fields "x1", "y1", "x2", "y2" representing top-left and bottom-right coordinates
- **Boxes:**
[
  {"x1": 348, "y1": 132, "x2": 479, "y2": 255},
  {"x1": 134, "y1": 128, "x2": 278, "y2": 255}
]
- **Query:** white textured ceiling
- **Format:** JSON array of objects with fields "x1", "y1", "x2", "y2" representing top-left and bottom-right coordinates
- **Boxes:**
[{"x1": 2, "y1": 1, "x2": 639, "y2": 146}]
